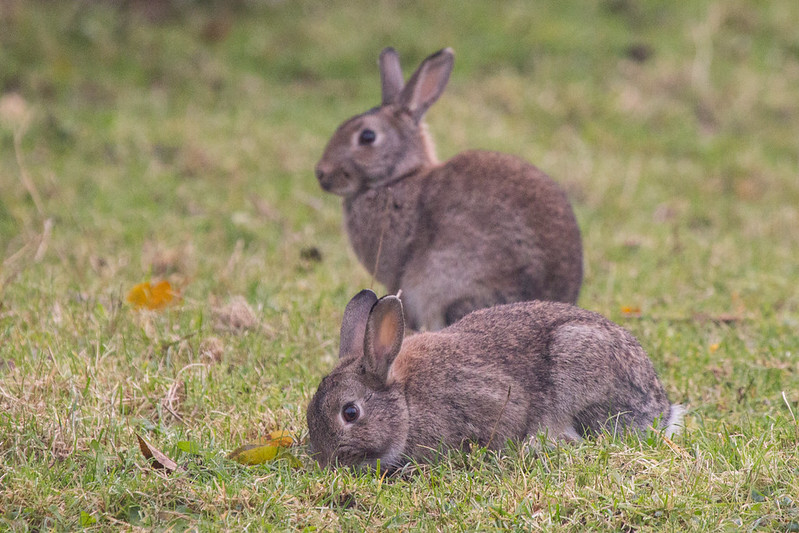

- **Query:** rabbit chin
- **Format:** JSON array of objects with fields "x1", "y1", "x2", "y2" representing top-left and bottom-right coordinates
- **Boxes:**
[
  {"x1": 327, "y1": 434, "x2": 408, "y2": 471},
  {"x1": 351, "y1": 443, "x2": 407, "y2": 472}
]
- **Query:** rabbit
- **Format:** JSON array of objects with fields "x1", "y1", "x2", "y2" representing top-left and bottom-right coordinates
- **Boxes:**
[
  {"x1": 315, "y1": 47, "x2": 583, "y2": 331},
  {"x1": 307, "y1": 289, "x2": 684, "y2": 470}
]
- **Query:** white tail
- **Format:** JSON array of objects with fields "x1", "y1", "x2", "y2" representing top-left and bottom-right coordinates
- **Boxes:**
[{"x1": 663, "y1": 404, "x2": 686, "y2": 437}]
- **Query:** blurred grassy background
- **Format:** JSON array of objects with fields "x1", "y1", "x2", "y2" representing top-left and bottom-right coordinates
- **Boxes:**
[{"x1": 1, "y1": 0, "x2": 798, "y2": 529}]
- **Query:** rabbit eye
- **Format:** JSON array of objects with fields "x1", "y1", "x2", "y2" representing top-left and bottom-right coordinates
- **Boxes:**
[
  {"x1": 342, "y1": 403, "x2": 360, "y2": 423},
  {"x1": 358, "y1": 129, "x2": 376, "y2": 145}
]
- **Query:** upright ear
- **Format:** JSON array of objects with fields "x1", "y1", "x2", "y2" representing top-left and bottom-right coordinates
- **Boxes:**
[
  {"x1": 379, "y1": 47, "x2": 404, "y2": 106},
  {"x1": 363, "y1": 295, "x2": 405, "y2": 382},
  {"x1": 397, "y1": 47, "x2": 454, "y2": 122},
  {"x1": 339, "y1": 289, "x2": 379, "y2": 359}
]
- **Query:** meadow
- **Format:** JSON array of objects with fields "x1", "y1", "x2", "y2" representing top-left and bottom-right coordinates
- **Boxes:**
[{"x1": 1, "y1": 0, "x2": 798, "y2": 530}]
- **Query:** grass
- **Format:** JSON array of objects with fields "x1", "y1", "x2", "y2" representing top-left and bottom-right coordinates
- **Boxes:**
[{"x1": 1, "y1": 0, "x2": 798, "y2": 529}]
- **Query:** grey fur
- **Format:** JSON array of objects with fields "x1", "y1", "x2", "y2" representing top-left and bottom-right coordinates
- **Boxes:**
[
  {"x1": 307, "y1": 291, "x2": 683, "y2": 470},
  {"x1": 315, "y1": 47, "x2": 583, "y2": 331}
]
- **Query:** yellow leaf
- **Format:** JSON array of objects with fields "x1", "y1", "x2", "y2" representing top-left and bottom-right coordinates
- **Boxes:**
[
  {"x1": 228, "y1": 443, "x2": 280, "y2": 465},
  {"x1": 127, "y1": 280, "x2": 179, "y2": 310},
  {"x1": 228, "y1": 431, "x2": 296, "y2": 466},
  {"x1": 621, "y1": 305, "x2": 641, "y2": 315},
  {"x1": 709, "y1": 343, "x2": 720, "y2": 353}
]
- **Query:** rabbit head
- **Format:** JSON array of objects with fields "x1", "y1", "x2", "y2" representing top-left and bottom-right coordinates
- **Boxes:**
[
  {"x1": 315, "y1": 47, "x2": 454, "y2": 196},
  {"x1": 307, "y1": 289, "x2": 411, "y2": 469}
]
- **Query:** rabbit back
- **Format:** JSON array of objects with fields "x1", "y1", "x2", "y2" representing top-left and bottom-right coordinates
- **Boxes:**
[
  {"x1": 348, "y1": 149, "x2": 582, "y2": 330},
  {"x1": 392, "y1": 301, "x2": 674, "y2": 458}
]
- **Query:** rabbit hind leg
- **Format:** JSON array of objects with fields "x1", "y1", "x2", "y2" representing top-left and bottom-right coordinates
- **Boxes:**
[{"x1": 524, "y1": 423, "x2": 582, "y2": 455}]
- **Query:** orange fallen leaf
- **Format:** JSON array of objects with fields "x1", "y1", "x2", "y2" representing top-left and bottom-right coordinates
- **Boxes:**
[
  {"x1": 709, "y1": 343, "x2": 720, "y2": 353},
  {"x1": 127, "y1": 280, "x2": 179, "y2": 310},
  {"x1": 266, "y1": 430, "x2": 294, "y2": 448},
  {"x1": 137, "y1": 434, "x2": 178, "y2": 472},
  {"x1": 621, "y1": 305, "x2": 641, "y2": 316}
]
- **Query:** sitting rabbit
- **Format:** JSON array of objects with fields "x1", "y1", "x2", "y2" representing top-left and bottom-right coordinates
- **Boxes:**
[
  {"x1": 315, "y1": 47, "x2": 583, "y2": 331},
  {"x1": 307, "y1": 290, "x2": 683, "y2": 470}
]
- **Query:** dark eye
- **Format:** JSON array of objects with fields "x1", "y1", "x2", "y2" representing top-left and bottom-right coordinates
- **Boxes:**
[
  {"x1": 342, "y1": 403, "x2": 360, "y2": 423},
  {"x1": 358, "y1": 129, "x2": 376, "y2": 145}
]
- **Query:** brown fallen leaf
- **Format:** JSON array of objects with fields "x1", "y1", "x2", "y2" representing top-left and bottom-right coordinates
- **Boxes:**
[{"x1": 137, "y1": 434, "x2": 178, "y2": 473}]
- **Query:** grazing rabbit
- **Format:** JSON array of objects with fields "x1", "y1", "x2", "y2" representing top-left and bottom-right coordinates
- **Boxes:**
[
  {"x1": 307, "y1": 290, "x2": 683, "y2": 470},
  {"x1": 315, "y1": 47, "x2": 583, "y2": 331}
]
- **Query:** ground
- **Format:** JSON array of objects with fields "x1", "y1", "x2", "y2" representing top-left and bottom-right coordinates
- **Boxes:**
[{"x1": 0, "y1": 0, "x2": 798, "y2": 530}]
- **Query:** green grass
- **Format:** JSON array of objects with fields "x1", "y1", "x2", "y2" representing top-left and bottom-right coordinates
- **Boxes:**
[{"x1": 1, "y1": 0, "x2": 798, "y2": 529}]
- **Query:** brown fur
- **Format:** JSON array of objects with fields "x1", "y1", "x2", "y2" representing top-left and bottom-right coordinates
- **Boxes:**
[
  {"x1": 315, "y1": 48, "x2": 583, "y2": 331},
  {"x1": 306, "y1": 290, "x2": 684, "y2": 470}
]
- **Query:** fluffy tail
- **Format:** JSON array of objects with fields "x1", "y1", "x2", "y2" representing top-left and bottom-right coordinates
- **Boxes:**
[{"x1": 662, "y1": 404, "x2": 685, "y2": 437}]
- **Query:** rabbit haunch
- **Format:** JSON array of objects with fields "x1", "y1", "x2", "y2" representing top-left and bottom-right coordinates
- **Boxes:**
[
  {"x1": 315, "y1": 47, "x2": 583, "y2": 331},
  {"x1": 306, "y1": 290, "x2": 684, "y2": 470}
]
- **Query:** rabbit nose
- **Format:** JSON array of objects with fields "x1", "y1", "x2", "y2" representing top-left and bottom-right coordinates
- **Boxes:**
[{"x1": 315, "y1": 162, "x2": 332, "y2": 182}]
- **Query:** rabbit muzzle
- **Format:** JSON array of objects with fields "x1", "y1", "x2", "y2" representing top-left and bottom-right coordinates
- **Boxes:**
[{"x1": 315, "y1": 163, "x2": 360, "y2": 196}]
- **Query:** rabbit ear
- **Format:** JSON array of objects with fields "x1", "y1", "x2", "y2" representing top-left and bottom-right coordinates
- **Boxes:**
[
  {"x1": 363, "y1": 295, "x2": 405, "y2": 382},
  {"x1": 379, "y1": 47, "x2": 404, "y2": 105},
  {"x1": 339, "y1": 289, "x2": 379, "y2": 359},
  {"x1": 397, "y1": 47, "x2": 454, "y2": 122}
]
